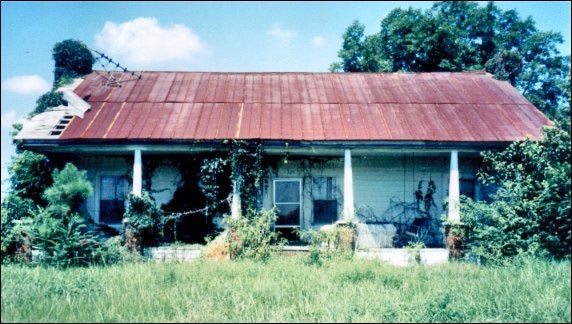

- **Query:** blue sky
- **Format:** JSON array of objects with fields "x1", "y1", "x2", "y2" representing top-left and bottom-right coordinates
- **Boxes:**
[{"x1": 1, "y1": 1, "x2": 571, "y2": 200}]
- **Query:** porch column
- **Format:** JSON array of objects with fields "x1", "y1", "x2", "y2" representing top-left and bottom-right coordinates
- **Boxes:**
[
  {"x1": 231, "y1": 181, "x2": 241, "y2": 219},
  {"x1": 448, "y1": 150, "x2": 460, "y2": 223},
  {"x1": 343, "y1": 149, "x2": 355, "y2": 221},
  {"x1": 133, "y1": 148, "x2": 142, "y2": 197}
]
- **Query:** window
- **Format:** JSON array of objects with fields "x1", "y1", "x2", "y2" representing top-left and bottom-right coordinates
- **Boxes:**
[
  {"x1": 460, "y1": 179, "x2": 476, "y2": 200},
  {"x1": 312, "y1": 176, "x2": 337, "y2": 224},
  {"x1": 99, "y1": 176, "x2": 126, "y2": 224},
  {"x1": 274, "y1": 179, "x2": 301, "y2": 227}
]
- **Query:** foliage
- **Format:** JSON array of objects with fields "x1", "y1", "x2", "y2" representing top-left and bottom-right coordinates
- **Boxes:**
[
  {"x1": 30, "y1": 91, "x2": 67, "y2": 118},
  {"x1": 331, "y1": 1, "x2": 570, "y2": 120},
  {"x1": 405, "y1": 241, "x2": 426, "y2": 264},
  {"x1": 7, "y1": 150, "x2": 53, "y2": 205},
  {"x1": 52, "y1": 39, "x2": 94, "y2": 88},
  {"x1": 2, "y1": 258, "x2": 570, "y2": 322},
  {"x1": 122, "y1": 191, "x2": 163, "y2": 252},
  {"x1": 29, "y1": 163, "x2": 98, "y2": 267},
  {"x1": 43, "y1": 163, "x2": 93, "y2": 217},
  {"x1": 199, "y1": 140, "x2": 264, "y2": 217},
  {"x1": 224, "y1": 208, "x2": 286, "y2": 261},
  {"x1": 296, "y1": 224, "x2": 355, "y2": 266},
  {"x1": 461, "y1": 127, "x2": 571, "y2": 263},
  {"x1": 1, "y1": 151, "x2": 52, "y2": 262}
]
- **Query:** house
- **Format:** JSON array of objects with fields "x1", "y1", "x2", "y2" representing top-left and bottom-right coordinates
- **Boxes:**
[{"x1": 15, "y1": 71, "x2": 553, "y2": 248}]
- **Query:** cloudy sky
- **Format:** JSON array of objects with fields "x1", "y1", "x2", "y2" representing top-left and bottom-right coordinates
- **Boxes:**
[{"x1": 1, "y1": 1, "x2": 571, "y2": 200}]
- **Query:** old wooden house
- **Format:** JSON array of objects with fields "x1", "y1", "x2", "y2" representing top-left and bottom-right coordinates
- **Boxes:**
[{"x1": 15, "y1": 71, "x2": 552, "y2": 249}]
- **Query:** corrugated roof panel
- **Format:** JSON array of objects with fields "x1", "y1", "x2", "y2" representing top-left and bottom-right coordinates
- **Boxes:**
[
  {"x1": 181, "y1": 103, "x2": 203, "y2": 138},
  {"x1": 218, "y1": 103, "x2": 241, "y2": 139},
  {"x1": 102, "y1": 102, "x2": 128, "y2": 139},
  {"x1": 257, "y1": 103, "x2": 272, "y2": 140},
  {"x1": 182, "y1": 73, "x2": 202, "y2": 102},
  {"x1": 259, "y1": 74, "x2": 272, "y2": 104},
  {"x1": 129, "y1": 103, "x2": 156, "y2": 139},
  {"x1": 383, "y1": 103, "x2": 410, "y2": 140},
  {"x1": 320, "y1": 74, "x2": 340, "y2": 103},
  {"x1": 146, "y1": 72, "x2": 175, "y2": 103},
  {"x1": 321, "y1": 104, "x2": 345, "y2": 139},
  {"x1": 363, "y1": 104, "x2": 391, "y2": 139},
  {"x1": 161, "y1": 102, "x2": 184, "y2": 139},
  {"x1": 147, "y1": 103, "x2": 171, "y2": 139},
  {"x1": 83, "y1": 102, "x2": 120, "y2": 139},
  {"x1": 508, "y1": 104, "x2": 545, "y2": 139},
  {"x1": 45, "y1": 71, "x2": 555, "y2": 143},
  {"x1": 170, "y1": 103, "x2": 192, "y2": 138},
  {"x1": 278, "y1": 103, "x2": 292, "y2": 139},
  {"x1": 193, "y1": 73, "x2": 212, "y2": 103},
  {"x1": 290, "y1": 104, "x2": 305, "y2": 140},
  {"x1": 287, "y1": 74, "x2": 302, "y2": 104},
  {"x1": 212, "y1": 74, "x2": 229, "y2": 103},
  {"x1": 112, "y1": 103, "x2": 140, "y2": 139},
  {"x1": 240, "y1": 103, "x2": 257, "y2": 139},
  {"x1": 162, "y1": 73, "x2": 187, "y2": 102},
  {"x1": 124, "y1": 73, "x2": 156, "y2": 103}
]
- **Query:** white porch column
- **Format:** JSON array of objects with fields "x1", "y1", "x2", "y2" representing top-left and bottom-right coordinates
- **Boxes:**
[
  {"x1": 133, "y1": 148, "x2": 142, "y2": 197},
  {"x1": 343, "y1": 149, "x2": 355, "y2": 221},
  {"x1": 448, "y1": 150, "x2": 460, "y2": 223},
  {"x1": 231, "y1": 181, "x2": 241, "y2": 219}
]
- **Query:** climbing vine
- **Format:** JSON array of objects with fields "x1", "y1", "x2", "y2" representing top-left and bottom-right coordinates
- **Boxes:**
[{"x1": 199, "y1": 140, "x2": 265, "y2": 219}]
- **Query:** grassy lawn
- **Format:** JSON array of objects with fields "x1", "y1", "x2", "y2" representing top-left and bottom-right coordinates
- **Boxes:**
[{"x1": 1, "y1": 255, "x2": 570, "y2": 323}]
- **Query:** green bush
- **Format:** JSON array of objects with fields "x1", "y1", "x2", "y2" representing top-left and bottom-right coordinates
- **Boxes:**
[
  {"x1": 122, "y1": 191, "x2": 163, "y2": 253},
  {"x1": 224, "y1": 208, "x2": 286, "y2": 261},
  {"x1": 52, "y1": 39, "x2": 94, "y2": 87},
  {"x1": 31, "y1": 91, "x2": 67, "y2": 117},
  {"x1": 462, "y1": 127, "x2": 571, "y2": 263},
  {"x1": 296, "y1": 224, "x2": 356, "y2": 266}
]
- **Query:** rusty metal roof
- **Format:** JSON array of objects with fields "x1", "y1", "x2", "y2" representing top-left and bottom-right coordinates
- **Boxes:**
[{"x1": 55, "y1": 71, "x2": 551, "y2": 142}]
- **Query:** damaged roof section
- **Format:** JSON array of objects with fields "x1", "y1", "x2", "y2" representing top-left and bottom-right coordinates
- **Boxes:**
[
  {"x1": 18, "y1": 71, "x2": 553, "y2": 143},
  {"x1": 15, "y1": 79, "x2": 91, "y2": 140}
]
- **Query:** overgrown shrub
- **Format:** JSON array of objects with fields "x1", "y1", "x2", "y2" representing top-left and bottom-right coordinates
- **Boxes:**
[
  {"x1": 29, "y1": 163, "x2": 99, "y2": 267},
  {"x1": 31, "y1": 91, "x2": 67, "y2": 117},
  {"x1": 461, "y1": 127, "x2": 571, "y2": 264},
  {"x1": 122, "y1": 191, "x2": 163, "y2": 253},
  {"x1": 296, "y1": 224, "x2": 356, "y2": 266},
  {"x1": 224, "y1": 208, "x2": 286, "y2": 261},
  {"x1": 52, "y1": 39, "x2": 94, "y2": 88},
  {"x1": 7, "y1": 150, "x2": 53, "y2": 204}
]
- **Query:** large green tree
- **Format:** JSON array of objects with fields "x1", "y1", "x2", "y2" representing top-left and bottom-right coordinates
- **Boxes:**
[
  {"x1": 330, "y1": 1, "x2": 570, "y2": 121},
  {"x1": 52, "y1": 39, "x2": 94, "y2": 88}
]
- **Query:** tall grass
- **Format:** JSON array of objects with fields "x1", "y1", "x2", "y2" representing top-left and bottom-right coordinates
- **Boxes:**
[{"x1": 2, "y1": 256, "x2": 570, "y2": 322}]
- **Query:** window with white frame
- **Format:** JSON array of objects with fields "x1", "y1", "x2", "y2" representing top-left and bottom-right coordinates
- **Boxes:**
[{"x1": 273, "y1": 179, "x2": 301, "y2": 228}]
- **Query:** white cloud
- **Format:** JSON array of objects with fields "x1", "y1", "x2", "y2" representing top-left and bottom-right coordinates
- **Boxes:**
[
  {"x1": 1, "y1": 110, "x2": 25, "y2": 129},
  {"x1": 1, "y1": 75, "x2": 50, "y2": 95},
  {"x1": 94, "y1": 17, "x2": 208, "y2": 70},
  {"x1": 312, "y1": 36, "x2": 326, "y2": 48},
  {"x1": 267, "y1": 24, "x2": 296, "y2": 42}
]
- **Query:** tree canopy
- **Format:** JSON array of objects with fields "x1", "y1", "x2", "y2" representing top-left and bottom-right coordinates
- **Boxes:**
[
  {"x1": 52, "y1": 39, "x2": 94, "y2": 88},
  {"x1": 330, "y1": 1, "x2": 570, "y2": 123}
]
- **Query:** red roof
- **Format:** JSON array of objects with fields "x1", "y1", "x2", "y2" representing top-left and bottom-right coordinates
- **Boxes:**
[{"x1": 59, "y1": 71, "x2": 552, "y2": 142}]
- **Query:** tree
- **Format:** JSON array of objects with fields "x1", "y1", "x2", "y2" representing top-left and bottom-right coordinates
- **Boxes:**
[
  {"x1": 52, "y1": 39, "x2": 94, "y2": 88},
  {"x1": 331, "y1": 1, "x2": 570, "y2": 120},
  {"x1": 462, "y1": 127, "x2": 571, "y2": 262}
]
